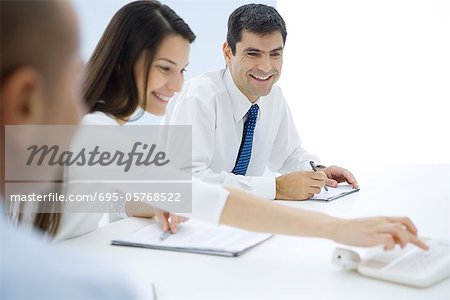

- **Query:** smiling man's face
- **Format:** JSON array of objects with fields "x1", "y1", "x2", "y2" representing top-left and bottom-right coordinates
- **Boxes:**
[{"x1": 224, "y1": 30, "x2": 284, "y2": 103}]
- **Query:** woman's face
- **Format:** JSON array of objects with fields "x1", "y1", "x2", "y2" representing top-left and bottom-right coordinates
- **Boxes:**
[{"x1": 134, "y1": 34, "x2": 190, "y2": 116}]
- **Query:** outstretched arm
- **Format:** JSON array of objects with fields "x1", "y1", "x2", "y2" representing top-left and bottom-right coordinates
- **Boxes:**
[{"x1": 220, "y1": 188, "x2": 428, "y2": 251}]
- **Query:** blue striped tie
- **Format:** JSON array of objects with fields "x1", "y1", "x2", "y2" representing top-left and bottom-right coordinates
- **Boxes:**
[{"x1": 232, "y1": 104, "x2": 259, "y2": 175}]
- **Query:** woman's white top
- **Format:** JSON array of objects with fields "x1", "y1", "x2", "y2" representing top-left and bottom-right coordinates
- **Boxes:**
[
  {"x1": 80, "y1": 109, "x2": 164, "y2": 222},
  {"x1": 55, "y1": 108, "x2": 229, "y2": 240},
  {"x1": 82, "y1": 108, "x2": 163, "y2": 126}
]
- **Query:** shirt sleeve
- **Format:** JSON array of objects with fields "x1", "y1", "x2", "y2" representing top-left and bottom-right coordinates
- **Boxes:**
[
  {"x1": 108, "y1": 198, "x2": 129, "y2": 223},
  {"x1": 162, "y1": 93, "x2": 276, "y2": 200},
  {"x1": 176, "y1": 178, "x2": 229, "y2": 225}
]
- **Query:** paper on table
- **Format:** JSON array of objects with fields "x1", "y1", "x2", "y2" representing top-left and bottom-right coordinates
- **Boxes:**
[
  {"x1": 310, "y1": 184, "x2": 360, "y2": 202},
  {"x1": 111, "y1": 219, "x2": 272, "y2": 257}
]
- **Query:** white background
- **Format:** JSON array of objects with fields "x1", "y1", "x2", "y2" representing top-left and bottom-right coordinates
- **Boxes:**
[{"x1": 277, "y1": 0, "x2": 450, "y2": 168}]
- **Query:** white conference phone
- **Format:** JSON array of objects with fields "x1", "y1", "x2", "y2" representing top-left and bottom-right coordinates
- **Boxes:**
[{"x1": 331, "y1": 238, "x2": 450, "y2": 288}]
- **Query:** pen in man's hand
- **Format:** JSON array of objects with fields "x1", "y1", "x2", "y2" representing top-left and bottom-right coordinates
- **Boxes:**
[
  {"x1": 160, "y1": 230, "x2": 171, "y2": 241},
  {"x1": 309, "y1": 161, "x2": 328, "y2": 191}
]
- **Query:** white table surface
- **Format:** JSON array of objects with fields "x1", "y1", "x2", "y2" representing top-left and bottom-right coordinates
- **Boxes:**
[{"x1": 60, "y1": 164, "x2": 450, "y2": 300}]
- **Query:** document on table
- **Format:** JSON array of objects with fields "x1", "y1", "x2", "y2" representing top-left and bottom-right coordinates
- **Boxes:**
[
  {"x1": 111, "y1": 219, "x2": 272, "y2": 257},
  {"x1": 311, "y1": 184, "x2": 360, "y2": 202}
]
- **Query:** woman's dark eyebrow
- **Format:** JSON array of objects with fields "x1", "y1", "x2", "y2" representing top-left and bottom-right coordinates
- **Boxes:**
[
  {"x1": 155, "y1": 58, "x2": 177, "y2": 65},
  {"x1": 155, "y1": 58, "x2": 189, "y2": 69}
]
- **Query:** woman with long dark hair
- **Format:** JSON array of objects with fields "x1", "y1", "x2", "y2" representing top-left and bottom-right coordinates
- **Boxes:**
[{"x1": 58, "y1": 0, "x2": 195, "y2": 238}]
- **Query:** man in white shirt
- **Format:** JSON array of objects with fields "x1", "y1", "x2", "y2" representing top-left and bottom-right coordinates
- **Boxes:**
[
  {"x1": 0, "y1": 1, "x2": 140, "y2": 298},
  {"x1": 164, "y1": 4, "x2": 359, "y2": 200}
]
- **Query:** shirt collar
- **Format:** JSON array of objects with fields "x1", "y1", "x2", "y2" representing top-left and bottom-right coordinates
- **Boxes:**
[{"x1": 223, "y1": 68, "x2": 259, "y2": 123}]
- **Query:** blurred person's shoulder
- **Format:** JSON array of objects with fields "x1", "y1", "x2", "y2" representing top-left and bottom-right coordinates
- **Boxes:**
[
  {"x1": 0, "y1": 205, "x2": 138, "y2": 299},
  {"x1": 0, "y1": 212, "x2": 139, "y2": 299}
]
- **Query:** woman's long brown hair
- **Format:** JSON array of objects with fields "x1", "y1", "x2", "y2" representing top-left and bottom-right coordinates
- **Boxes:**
[
  {"x1": 16, "y1": 181, "x2": 62, "y2": 237},
  {"x1": 83, "y1": 0, "x2": 196, "y2": 120}
]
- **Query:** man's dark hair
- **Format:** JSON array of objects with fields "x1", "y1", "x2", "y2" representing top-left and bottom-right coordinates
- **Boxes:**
[
  {"x1": 226, "y1": 4, "x2": 287, "y2": 55},
  {"x1": 0, "y1": 1, "x2": 72, "y2": 86}
]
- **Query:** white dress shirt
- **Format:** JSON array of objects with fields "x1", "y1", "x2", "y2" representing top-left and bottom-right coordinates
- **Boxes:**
[
  {"x1": 163, "y1": 68, "x2": 319, "y2": 199},
  {"x1": 56, "y1": 108, "x2": 229, "y2": 240},
  {"x1": 80, "y1": 108, "x2": 163, "y2": 222}
]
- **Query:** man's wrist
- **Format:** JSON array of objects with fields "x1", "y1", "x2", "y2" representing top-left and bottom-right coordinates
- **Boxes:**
[
  {"x1": 275, "y1": 176, "x2": 282, "y2": 199},
  {"x1": 275, "y1": 176, "x2": 287, "y2": 200}
]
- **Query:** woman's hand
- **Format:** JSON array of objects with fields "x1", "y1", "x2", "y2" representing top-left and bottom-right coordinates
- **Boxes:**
[
  {"x1": 154, "y1": 209, "x2": 189, "y2": 233},
  {"x1": 330, "y1": 216, "x2": 429, "y2": 251}
]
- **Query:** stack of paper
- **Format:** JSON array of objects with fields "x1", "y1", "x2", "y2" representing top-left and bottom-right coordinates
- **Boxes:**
[{"x1": 111, "y1": 219, "x2": 272, "y2": 257}]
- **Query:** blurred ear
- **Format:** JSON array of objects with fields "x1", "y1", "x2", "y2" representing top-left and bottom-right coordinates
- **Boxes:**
[
  {"x1": 222, "y1": 42, "x2": 233, "y2": 68},
  {"x1": 1, "y1": 67, "x2": 45, "y2": 125}
]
